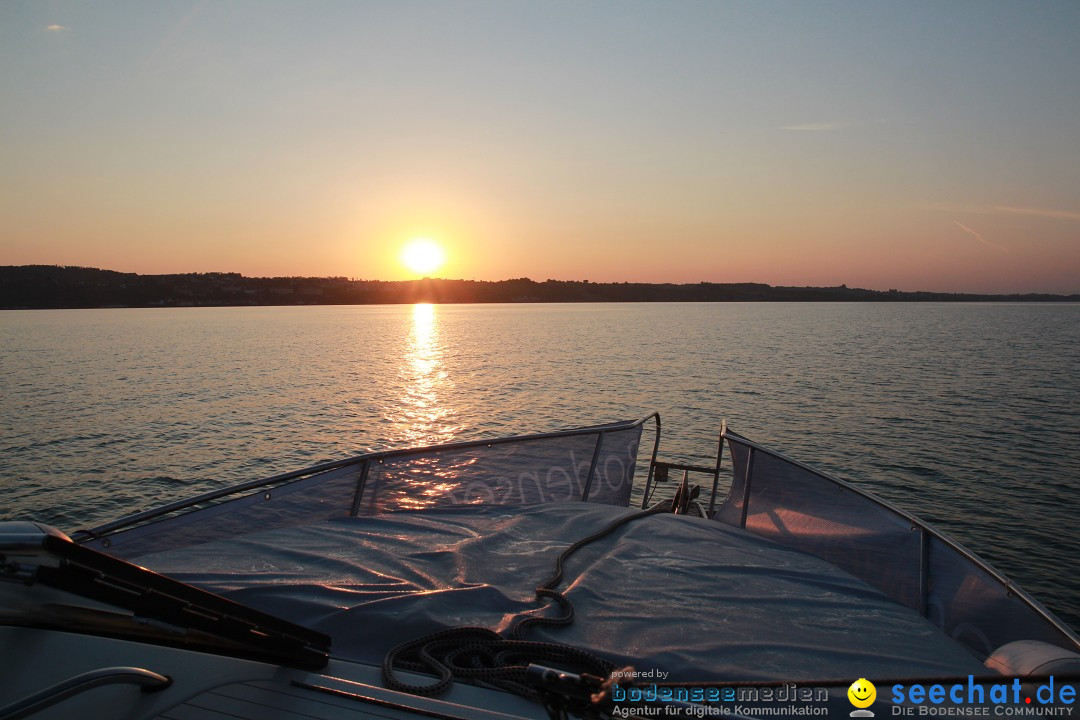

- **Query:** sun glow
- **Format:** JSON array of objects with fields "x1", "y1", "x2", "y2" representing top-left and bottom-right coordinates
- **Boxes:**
[{"x1": 400, "y1": 238, "x2": 447, "y2": 276}]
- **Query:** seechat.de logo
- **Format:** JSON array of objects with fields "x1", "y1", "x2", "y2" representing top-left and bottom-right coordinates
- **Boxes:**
[{"x1": 850, "y1": 678, "x2": 878, "y2": 717}]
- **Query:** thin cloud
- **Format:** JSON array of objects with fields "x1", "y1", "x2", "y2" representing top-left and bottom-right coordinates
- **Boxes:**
[
  {"x1": 954, "y1": 221, "x2": 1009, "y2": 253},
  {"x1": 781, "y1": 122, "x2": 849, "y2": 132},
  {"x1": 136, "y1": 0, "x2": 207, "y2": 78},
  {"x1": 993, "y1": 206, "x2": 1080, "y2": 222},
  {"x1": 46, "y1": 24, "x2": 68, "y2": 32},
  {"x1": 926, "y1": 203, "x2": 1080, "y2": 223}
]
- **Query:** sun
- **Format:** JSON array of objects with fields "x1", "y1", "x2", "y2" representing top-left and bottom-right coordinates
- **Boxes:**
[{"x1": 400, "y1": 238, "x2": 447, "y2": 276}]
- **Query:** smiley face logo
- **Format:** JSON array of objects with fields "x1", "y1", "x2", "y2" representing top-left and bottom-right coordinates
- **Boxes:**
[{"x1": 848, "y1": 678, "x2": 876, "y2": 709}]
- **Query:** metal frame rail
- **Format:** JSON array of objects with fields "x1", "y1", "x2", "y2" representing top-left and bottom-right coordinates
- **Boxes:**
[
  {"x1": 640, "y1": 423, "x2": 725, "y2": 515},
  {"x1": 0, "y1": 667, "x2": 170, "y2": 720}
]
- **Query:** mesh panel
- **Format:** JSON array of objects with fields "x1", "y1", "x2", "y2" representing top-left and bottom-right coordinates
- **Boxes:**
[
  {"x1": 714, "y1": 440, "x2": 749, "y2": 526},
  {"x1": 90, "y1": 424, "x2": 642, "y2": 558},
  {"x1": 84, "y1": 465, "x2": 361, "y2": 559},
  {"x1": 355, "y1": 426, "x2": 641, "y2": 515},
  {"x1": 716, "y1": 432, "x2": 1080, "y2": 657},
  {"x1": 926, "y1": 535, "x2": 1073, "y2": 658},
  {"x1": 581, "y1": 427, "x2": 642, "y2": 505},
  {"x1": 723, "y1": 443, "x2": 922, "y2": 611}
]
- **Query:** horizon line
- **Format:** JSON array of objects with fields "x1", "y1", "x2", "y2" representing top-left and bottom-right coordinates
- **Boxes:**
[{"x1": 2, "y1": 264, "x2": 1078, "y2": 299}]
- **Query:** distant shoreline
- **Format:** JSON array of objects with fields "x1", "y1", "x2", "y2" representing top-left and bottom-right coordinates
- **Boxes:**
[{"x1": 2, "y1": 265, "x2": 1077, "y2": 309}]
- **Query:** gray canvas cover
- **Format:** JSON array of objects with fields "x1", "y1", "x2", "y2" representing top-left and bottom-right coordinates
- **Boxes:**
[{"x1": 139, "y1": 502, "x2": 985, "y2": 682}]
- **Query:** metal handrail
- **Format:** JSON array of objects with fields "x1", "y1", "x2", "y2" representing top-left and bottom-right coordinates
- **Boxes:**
[
  {"x1": 650, "y1": 461, "x2": 717, "y2": 475},
  {"x1": 0, "y1": 667, "x2": 170, "y2": 720},
  {"x1": 720, "y1": 427, "x2": 1080, "y2": 652},
  {"x1": 706, "y1": 430, "x2": 724, "y2": 517},
  {"x1": 579, "y1": 430, "x2": 606, "y2": 501},
  {"x1": 74, "y1": 413, "x2": 661, "y2": 541},
  {"x1": 638, "y1": 413, "x2": 663, "y2": 509}
]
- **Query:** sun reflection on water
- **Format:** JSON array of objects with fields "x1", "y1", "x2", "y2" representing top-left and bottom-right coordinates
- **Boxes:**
[
  {"x1": 398, "y1": 303, "x2": 454, "y2": 446},
  {"x1": 377, "y1": 303, "x2": 468, "y2": 511}
]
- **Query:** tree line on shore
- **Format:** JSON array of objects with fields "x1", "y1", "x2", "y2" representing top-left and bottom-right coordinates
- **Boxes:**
[{"x1": 1, "y1": 265, "x2": 1075, "y2": 309}]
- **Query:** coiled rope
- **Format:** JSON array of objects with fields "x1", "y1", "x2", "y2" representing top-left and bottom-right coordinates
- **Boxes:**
[{"x1": 381, "y1": 500, "x2": 674, "y2": 701}]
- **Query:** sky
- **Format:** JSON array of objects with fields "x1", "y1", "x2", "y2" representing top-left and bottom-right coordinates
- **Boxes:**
[{"x1": 2, "y1": 1, "x2": 1079, "y2": 293}]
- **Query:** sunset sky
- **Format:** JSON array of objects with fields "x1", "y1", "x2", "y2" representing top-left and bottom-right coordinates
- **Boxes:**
[{"x1": 2, "y1": 2, "x2": 1078, "y2": 293}]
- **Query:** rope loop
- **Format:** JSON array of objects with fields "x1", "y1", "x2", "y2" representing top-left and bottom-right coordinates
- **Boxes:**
[{"x1": 382, "y1": 501, "x2": 674, "y2": 703}]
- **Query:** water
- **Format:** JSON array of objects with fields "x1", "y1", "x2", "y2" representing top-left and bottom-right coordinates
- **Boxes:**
[{"x1": 1, "y1": 303, "x2": 1078, "y2": 629}]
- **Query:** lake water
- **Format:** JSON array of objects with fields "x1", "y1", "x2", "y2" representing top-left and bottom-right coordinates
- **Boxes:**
[{"x1": 1, "y1": 302, "x2": 1078, "y2": 629}]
